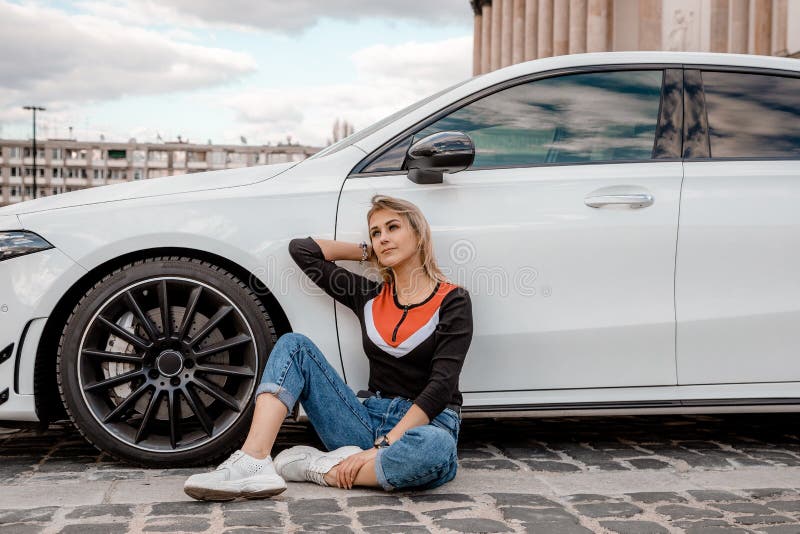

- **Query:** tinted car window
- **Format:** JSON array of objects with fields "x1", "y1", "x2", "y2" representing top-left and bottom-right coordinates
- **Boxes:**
[
  {"x1": 702, "y1": 71, "x2": 800, "y2": 159},
  {"x1": 408, "y1": 70, "x2": 663, "y2": 168},
  {"x1": 361, "y1": 137, "x2": 412, "y2": 173}
]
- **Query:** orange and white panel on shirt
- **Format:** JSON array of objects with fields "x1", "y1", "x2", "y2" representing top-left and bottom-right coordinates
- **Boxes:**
[{"x1": 363, "y1": 282, "x2": 458, "y2": 358}]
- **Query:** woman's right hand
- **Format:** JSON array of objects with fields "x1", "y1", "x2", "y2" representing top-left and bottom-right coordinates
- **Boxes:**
[{"x1": 335, "y1": 448, "x2": 378, "y2": 489}]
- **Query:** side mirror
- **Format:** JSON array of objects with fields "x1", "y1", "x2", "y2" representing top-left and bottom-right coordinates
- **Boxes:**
[{"x1": 406, "y1": 131, "x2": 475, "y2": 184}]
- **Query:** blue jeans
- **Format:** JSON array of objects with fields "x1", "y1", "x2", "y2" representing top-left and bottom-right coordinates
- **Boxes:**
[{"x1": 254, "y1": 332, "x2": 460, "y2": 491}]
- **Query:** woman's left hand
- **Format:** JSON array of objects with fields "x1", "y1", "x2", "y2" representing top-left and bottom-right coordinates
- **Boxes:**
[{"x1": 335, "y1": 447, "x2": 377, "y2": 489}]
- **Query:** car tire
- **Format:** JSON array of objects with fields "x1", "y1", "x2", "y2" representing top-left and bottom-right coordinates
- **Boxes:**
[{"x1": 57, "y1": 256, "x2": 276, "y2": 467}]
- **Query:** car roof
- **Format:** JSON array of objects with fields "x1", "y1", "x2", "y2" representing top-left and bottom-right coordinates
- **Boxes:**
[
  {"x1": 481, "y1": 51, "x2": 799, "y2": 84},
  {"x1": 496, "y1": 50, "x2": 799, "y2": 73}
]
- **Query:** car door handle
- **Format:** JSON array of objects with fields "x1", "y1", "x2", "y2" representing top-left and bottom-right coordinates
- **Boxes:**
[{"x1": 584, "y1": 193, "x2": 654, "y2": 209}]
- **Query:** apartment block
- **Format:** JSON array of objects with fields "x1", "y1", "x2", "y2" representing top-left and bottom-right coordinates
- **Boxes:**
[{"x1": 0, "y1": 139, "x2": 319, "y2": 206}]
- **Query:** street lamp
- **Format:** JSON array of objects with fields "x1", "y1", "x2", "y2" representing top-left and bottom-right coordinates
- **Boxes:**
[{"x1": 23, "y1": 106, "x2": 45, "y2": 200}]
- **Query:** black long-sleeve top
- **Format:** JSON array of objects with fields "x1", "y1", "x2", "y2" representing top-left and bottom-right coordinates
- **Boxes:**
[{"x1": 288, "y1": 237, "x2": 473, "y2": 420}]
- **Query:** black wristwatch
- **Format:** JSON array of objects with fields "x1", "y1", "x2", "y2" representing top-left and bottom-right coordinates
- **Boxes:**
[{"x1": 373, "y1": 434, "x2": 391, "y2": 449}]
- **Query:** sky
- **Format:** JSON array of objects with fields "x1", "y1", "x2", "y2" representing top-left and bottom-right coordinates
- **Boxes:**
[{"x1": 0, "y1": 0, "x2": 474, "y2": 147}]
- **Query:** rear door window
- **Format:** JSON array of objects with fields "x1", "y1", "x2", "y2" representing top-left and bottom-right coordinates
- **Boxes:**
[{"x1": 702, "y1": 71, "x2": 800, "y2": 159}]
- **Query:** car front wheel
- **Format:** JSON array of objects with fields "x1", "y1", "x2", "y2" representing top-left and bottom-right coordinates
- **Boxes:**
[{"x1": 57, "y1": 256, "x2": 275, "y2": 467}]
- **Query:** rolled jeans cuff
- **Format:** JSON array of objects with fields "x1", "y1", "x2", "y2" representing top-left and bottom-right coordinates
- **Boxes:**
[
  {"x1": 255, "y1": 382, "x2": 296, "y2": 413},
  {"x1": 374, "y1": 447, "x2": 395, "y2": 492}
]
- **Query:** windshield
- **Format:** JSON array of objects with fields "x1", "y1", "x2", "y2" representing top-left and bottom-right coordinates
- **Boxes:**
[{"x1": 307, "y1": 77, "x2": 476, "y2": 160}]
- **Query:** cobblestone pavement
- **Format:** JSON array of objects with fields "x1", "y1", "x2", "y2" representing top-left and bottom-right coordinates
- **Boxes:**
[{"x1": 2, "y1": 412, "x2": 800, "y2": 533}]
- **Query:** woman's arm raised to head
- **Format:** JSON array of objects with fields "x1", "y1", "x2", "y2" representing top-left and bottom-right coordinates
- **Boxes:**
[
  {"x1": 313, "y1": 238, "x2": 370, "y2": 262},
  {"x1": 288, "y1": 237, "x2": 378, "y2": 312}
]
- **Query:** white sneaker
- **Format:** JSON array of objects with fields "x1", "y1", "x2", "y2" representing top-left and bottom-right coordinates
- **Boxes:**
[
  {"x1": 183, "y1": 450, "x2": 287, "y2": 501},
  {"x1": 273, "y1": 445, "x2": 363, "y2": 486}
]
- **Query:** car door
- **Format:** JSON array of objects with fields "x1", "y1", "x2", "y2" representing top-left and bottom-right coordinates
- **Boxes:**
[
  {"x1": 677, "y1": 68, "x2": 800, "y2": 385},
  {"x1": 335, "y1": 67, "x2": 684, "y2": 396}
]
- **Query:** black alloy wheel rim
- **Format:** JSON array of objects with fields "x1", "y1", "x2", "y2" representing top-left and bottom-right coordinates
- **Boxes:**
[{"x1": 77, "y1": 277, "x2": 259, "y2": 453}]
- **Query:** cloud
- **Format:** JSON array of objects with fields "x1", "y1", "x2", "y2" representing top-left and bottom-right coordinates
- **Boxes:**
[
  {"x1": 74, "y1": 0, "x2": 191, "y2": 30},
  {"x1": 0, "y1": 1, "x2": 256, "y2": 115},
  {"x1": 223, "y1": 36, "x2": 473, "y2": 146},
  {"x1": 82, "y1": 0, "x2": 472, "y2": 33},
  {"x1": 0, "y1": 2, "x2": 473, "y2": 147}
]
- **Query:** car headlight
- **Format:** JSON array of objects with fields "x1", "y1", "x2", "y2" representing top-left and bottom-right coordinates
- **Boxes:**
[{"x1": 0, "y1": 231, "x2": 54, "y2": 262}]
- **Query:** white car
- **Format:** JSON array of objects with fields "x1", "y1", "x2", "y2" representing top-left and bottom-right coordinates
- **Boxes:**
[{"x1": 2, "y1": 51, "x2": 799, "y2": 466}]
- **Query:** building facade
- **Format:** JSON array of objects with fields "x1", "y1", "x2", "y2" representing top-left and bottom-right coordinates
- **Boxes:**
[
  {"x1": 470, "y1": 0, "x2": 800, "y2": 75},
  {"x1": 0, "y1": 139, "x2": 318, "y2": 206}
]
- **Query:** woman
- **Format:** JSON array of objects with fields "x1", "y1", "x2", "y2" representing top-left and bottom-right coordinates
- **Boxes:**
[{"x1": 184, "y1": 194, "x2": 473, "y2": 500}]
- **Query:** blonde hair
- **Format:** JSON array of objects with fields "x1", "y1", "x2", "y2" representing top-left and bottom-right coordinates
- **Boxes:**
[{"x1": 366, "y1": 194, "x2": 449, "y2": 286}]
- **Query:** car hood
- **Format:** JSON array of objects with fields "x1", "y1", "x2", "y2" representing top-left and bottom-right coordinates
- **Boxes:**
[
  {"x1": 0, "y1": 161, "x2": 298, "y2": 215},
  {"x1": 0, "y1": 214, "x2": 21, "y2": 230}
]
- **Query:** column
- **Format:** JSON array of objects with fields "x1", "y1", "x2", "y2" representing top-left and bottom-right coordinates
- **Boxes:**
[
  {"x1": 729, "y1": 0, "x2": 749, "y2": 53},
  {"x1": 474, "y1": 12, "x2": 483, "y2": 75},
  {"x1": 569, "y1": 0, "x2": 587, "y2": 53},
  {"x1": 512, "y1": 0, "x2": 526, "y2": 63},
  {"x1": 538, "y1": 0, "x2": 553, "y2": 58},
  {"x1": 752, "y1": 0, "x2": 772, "y2": 55},
  {"x1": 482, "y1": 2, "x2": 493, "y2": 73},
  {"x1": 491, "y1": 0, "x2": 503, "y2": 70},
  {"x1": 501, "y1": 0, "x2": 514, "y2": 67},
  {"x1": 553, "y1": 0, "x2": 570, "y2": 55},
  {"x1": 772, "y1": 0, "x2": 788, "y2": 55},
  {"x1": 638, "y1": 0, "x2": 662, "y2": 50},
  {"x1": 710, "y1": 0, "x2": 730, "y2": 52},
  {"x1": 587, "y1": 0, "x2": 611, "y2": 52},
  {"x1": 524, "y1": 0, "x2": 538, "y2": 59}
]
